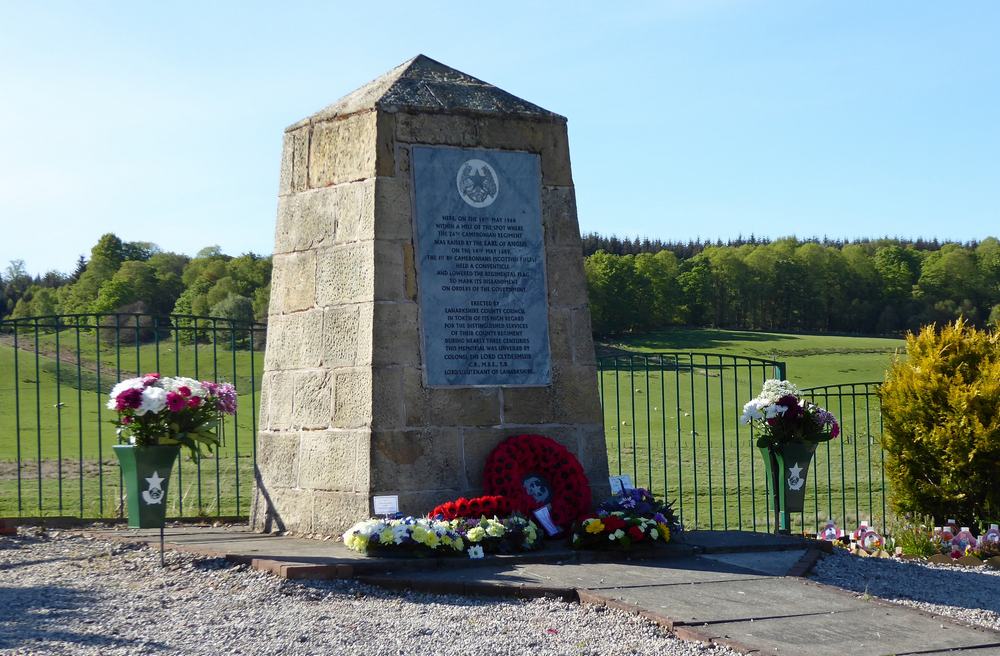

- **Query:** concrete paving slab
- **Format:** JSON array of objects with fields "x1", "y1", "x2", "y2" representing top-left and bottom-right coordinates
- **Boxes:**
[
  {"x1": 74, "y1": 524, "x2": 1000, "y2": 656},
  {"x1": 92, "y1": 526, "x2": 818, "y2": 573},
  {"x1": 84, "y1": 526, "x2": 703, "y2": 578},
  {"x1": 510, "y1": 558, "x2": 775, "y2": 589},
  {"x1": 88, "y1": 526, "x2": 366, "y2": 560},
  {"x1": 359, "y1": 556, "x2": 775, "y2": 594},
  {"x1": 705, "y1": 604, "x2": 1000, "y2": 656},
  {"x1": 83, "y1": 526, "x2": 822, "y2": 568},
  {"x1": 700, "y1": 549, "x2": 807, "y2": 576},
  {"x1": 591, "y1": 577, "x2": 859, "y2": 625},
  {"x1": 86, "y1": 525, "x2": 547, "y2": 565},
  {"x1": 84, "y1": 526, "x2": 817, "y2": 588},
  {"x1": 680, "y1": 530, "x2": 830, "y2": 553},
  {"x1": 360, "y1": 562, "x2": 547, "y2": 587}
]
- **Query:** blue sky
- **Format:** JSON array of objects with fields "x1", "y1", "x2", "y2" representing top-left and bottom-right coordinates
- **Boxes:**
[{"x1": 1, "y1": 1, "x2": 998, "y2": 276}]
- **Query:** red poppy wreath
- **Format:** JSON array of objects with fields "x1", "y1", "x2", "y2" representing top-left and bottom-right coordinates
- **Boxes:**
[
  {"x1": 430, "y1": 495, "x2": 512, "y2": 521},
  {"x1": 483, "y1": 434, "x2": 591, "y2": 530}
]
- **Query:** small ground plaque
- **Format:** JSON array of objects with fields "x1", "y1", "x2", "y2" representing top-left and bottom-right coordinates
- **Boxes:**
[{"x1": 412, "y1": 145, "x2": 551, "y2": 387}]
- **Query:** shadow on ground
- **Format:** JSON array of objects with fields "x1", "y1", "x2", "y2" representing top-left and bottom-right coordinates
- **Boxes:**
[
  {"x1": 0, "y1": 584, "x2": 166, "y2": 652},
  {"x1": 815, "y1": 552, "x2": 1000, "y2": 615}
]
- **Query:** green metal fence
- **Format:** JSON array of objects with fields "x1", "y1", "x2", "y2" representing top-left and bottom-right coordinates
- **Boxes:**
[
  {"x1": 799, "y1": 382, "x2": 886, "y2": 534},
  {"x1": 0, "y1": 313, "x2": 265, "y2": 520},
  {"x1": 3, "y1": 314, "x2": 887, "y2": 534},
  {"x1": 597, "y1": 352, "x2": 886, "y2": 534}
]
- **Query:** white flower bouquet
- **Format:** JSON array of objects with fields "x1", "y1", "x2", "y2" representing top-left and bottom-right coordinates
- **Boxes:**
[
  {"x1": 741, "y1": 379, "x2": 839, "y2": 449},
  {"x1": 107, "y1": 372, "x2": 237, "y2": 458}
]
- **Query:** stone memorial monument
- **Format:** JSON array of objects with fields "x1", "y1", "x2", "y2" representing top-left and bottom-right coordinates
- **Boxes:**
[{"x1": 251, "y1": 55, "x2": 610, "y2": 534}]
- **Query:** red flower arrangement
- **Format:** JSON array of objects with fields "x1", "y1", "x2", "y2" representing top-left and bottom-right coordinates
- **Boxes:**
[
  {"x1": 482, "y1": 434, "x2": 591, "y2": 530},
  {"x1": 430, "y1": 495, "x2": 512, "y2": 520}
]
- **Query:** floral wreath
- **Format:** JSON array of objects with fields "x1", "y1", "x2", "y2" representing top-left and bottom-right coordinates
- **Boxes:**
[
  {"x1": 430, "y1": 495, "x2": 512, "y2": 521},
  {"x1": 482, "y1": 434, "x2": 591, "y2": 529}
]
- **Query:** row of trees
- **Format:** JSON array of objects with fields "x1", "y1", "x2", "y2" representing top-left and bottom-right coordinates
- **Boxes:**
[
  {"x1": 0, "y1": 234, "x2": 271, "y2": 328},
  {"x1": 5, "y1": 232, "x2": 999, "y2": 340},
  {"x1": 581, "y1": 233, "x2": 982, "y2": 261},
  {"x1": 585, "y1": 237, "x2": 1000, "y2": 335}
]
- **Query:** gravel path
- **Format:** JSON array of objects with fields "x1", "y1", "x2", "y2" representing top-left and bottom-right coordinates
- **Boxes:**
[
  {"x1": 0, "y1": 529, "x2": 739, "y2": 656},
  {"x1": 811, "y1": 549, "x2": 1000, "y2": 632}
]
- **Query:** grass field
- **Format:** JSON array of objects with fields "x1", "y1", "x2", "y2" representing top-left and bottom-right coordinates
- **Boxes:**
[
  {"x1": 604, "y1": 328, "x2": 905, "y2": 387},
  {"x1": 1, "y1": 325, "x2": 905, "y2": 532},
  {"x1": 597, "y1": 328, "x2": 903, "y2": 533},
  {"x1": 0, "y1": 327, "x2": 262, "y2": 518}
]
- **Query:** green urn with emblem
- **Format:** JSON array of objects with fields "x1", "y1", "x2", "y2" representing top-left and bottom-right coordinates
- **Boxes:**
[
  {"x1": 107, "y1": 373, "x2": 238, "y2": 528},
  {"x1": 112, "y1": 444, "x2": 182, "y2": 528},
  {"x1": 742, "y1": 379, "x2": 839, "y2": 534}
]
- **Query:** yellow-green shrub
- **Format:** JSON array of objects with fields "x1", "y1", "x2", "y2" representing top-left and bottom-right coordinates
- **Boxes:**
[{"x1": 880, "y1": 319, "x2": 1000, "y2": 526}]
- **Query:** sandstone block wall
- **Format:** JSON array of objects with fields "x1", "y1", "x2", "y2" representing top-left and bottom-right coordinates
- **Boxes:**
[{"x1": 253, "y1": 103, "x2": 609, "y2": 535}]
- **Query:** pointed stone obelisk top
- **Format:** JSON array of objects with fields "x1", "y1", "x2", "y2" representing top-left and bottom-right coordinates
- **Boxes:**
[{"x1": 291, "y1": 54, "x2": 563, "y2": 129}]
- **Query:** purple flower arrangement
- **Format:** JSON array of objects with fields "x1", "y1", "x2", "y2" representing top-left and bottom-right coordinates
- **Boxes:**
[{"x1": 598, "y1": 487, "x2": 680, "y2": 531}]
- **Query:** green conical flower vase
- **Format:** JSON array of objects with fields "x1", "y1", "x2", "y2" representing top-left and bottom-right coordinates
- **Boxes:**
[
  {"x1": 759, "y1": 441, "x2": 818, "y2": 534},
  {"x1": 113, "y1": 444, "x2": 181, "y2": 528}
]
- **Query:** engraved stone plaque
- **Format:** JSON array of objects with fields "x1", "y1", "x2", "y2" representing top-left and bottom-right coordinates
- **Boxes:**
[{"x1": 412, "y1": 145, "x2": 551, "y2": 386}]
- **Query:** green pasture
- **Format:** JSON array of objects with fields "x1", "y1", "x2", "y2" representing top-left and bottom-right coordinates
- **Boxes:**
[
  {"x1": 0, "y1": 328, "x2": 262, "y2": 518},
  {"x1": 598, "y1": 328, "x2": 902, "y2": 533},
  {"x1": 604, "y1": 328, "x2": 905, "y2": 388},
  {"x1": 604, "y1": 328, "x2": 906, "y2": 390}
]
